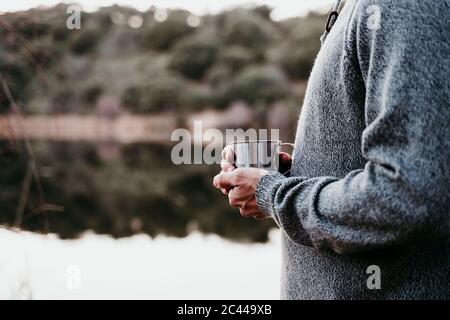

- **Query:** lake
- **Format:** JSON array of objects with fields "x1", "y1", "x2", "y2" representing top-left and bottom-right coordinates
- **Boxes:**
[{"x1": 0, "y1": 119, "x2": 277, "y2": 242}]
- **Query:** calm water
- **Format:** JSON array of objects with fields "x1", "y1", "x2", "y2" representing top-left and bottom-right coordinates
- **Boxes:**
[{"x1": 0, "y1": 140, "x2": 274, "y2": 242}]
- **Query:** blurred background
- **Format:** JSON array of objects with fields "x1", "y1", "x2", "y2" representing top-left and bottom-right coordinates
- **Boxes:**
[{"x1": 0, "y1": 0, "x2": 333, "y2": 299}]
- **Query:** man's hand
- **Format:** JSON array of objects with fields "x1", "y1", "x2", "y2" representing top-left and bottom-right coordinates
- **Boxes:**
[
  {"x1": 214, "y1": 144, "x2": 293, "y2": 219},
  {"x1": 213, "y1": 167, "x2": 269, "y2": 219}
]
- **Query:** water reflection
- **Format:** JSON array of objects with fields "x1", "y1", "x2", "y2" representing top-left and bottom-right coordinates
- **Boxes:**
[{"x1": 0, "y1": 139, "x2": 274, "y2": 242}]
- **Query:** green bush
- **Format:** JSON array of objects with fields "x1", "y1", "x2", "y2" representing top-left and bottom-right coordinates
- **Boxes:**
[
  {"x1": 182, "y1": 84, "x2": 217, "y2": 111},
  {"x1": 97, "y1": 11, "x2": 114, "y2": 31},
  {"x1": 276, "y1": 13, "x2": 324, "y2": 79},
  {"x1": 9, "y1": 17, "x2": 51, "y2": 39},
  {"x1": 143, "y1": 11, "x2": 194, "y2": 50},
  {"x1": 285, "y1": 13, "x2": 325, "y2": 42},
  {"x1": 278, "y1": 42, "x2": 319, "y2": 79},
  {"x1": 220, "y1": 10, "x2": 276, "y2": 52},
  {"x1": 170, "y1": 38, "x2": 218, "y2": 80},
  {"x1": 253, "y1": 5, "x2": 273, "y2": 20},
  {"x1": 52, "y1": 24, "x2": 71, "y2": 42},
  {"x1": 121, "y1": 86, "x2": 142, "y2": 111},
  {"x1": 82, "y1": 85, "x2": 103, "y2": 105},
  {"x1": 0, "y1": 55, "x2": 32, "y2": 112},
  {"x1": 70, "y1": 29, "x2": 102, "y2": 55},
  {"x1": 219, "y1": 65, "x2": 290, "y2": 107},
  {"x1": 205, "y1": 64, "x2": 232, "y2": 87},
  {"x1": 28, "y1": 43, "x2": 62, "y2": 68},
  {"x1": 121, "y1": 76, "x2": 185, "y2": 113},
  {"x1": 218, "y1": 46, "x2": 254, "y2": 72},
  {"x1": 51, "y1": 88, "x2": 77, "y2": 113},
  {"x1": 141, "y1": 76, "x2": 184, "y2": 112}
]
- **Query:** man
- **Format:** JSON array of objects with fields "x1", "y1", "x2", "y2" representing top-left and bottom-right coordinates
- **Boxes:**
[{"x1": 213, "y1": 0, "x2": 450, "y2": 299}]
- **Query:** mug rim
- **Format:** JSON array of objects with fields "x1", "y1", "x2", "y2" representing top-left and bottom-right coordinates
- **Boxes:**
[{"x1": 231, "y1": 139, "x2": 281, "y2": 145}]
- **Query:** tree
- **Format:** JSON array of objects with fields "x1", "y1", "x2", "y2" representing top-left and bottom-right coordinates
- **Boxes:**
[
  {"x1": 219, "y1": 65, "x2": 290, "y2": 107},
  {"x1": 170, "y1": 37, "x2": 218, "y2": 80}
]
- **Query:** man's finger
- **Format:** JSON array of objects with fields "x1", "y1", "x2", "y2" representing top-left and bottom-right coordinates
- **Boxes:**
[
  {"x1": 239, "y1": 208, "x2": 260, "y2": 217},
  {"x1": 221, "y1": 159, "x2": 235, "y2": 173},
  {"x1": 213, "y1": 172, "x2": 237, "y2": 190},
  {"x1": 229, "y1": 186, "x2": 252, "y2": 202},
  {"x1": 216, "y1": 170, "x2": 234, "y2": 193},
  {"x1": 254, "y1": 213, "x2": 269, "y2": 220},
  {"x1": 222, "y1": 145, "x2": 235, "y2": 163},
  {"x1": 228, "y1": 188, "x2": 245, "y2": 208}
]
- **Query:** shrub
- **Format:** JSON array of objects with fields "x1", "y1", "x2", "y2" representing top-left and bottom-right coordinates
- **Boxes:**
[
  {"x1": 51, "y1": 88, "x2": 77, "y2": 113},
  {"x1": 278, "y1": 42, "x2": 320, "y2": 79},
  {"x1": 82, "y1": 85, "x2": 103, "y2": 105},
  {"x1": 52, "y1": 24, "x2": 71, "y2": 42},
  {"x1": 97, "y1": 11, "x2": 114, "y2": 31},
  {"x1": 219, "y1": 65, "x2": 290, "y2": 107},
  {"x1": 0, "y1": 56, "x2": 32, "y2": 112},
  {"x1": 28, "y1": 43, "x2": 61, "y2": 68},
  {"x1": 253, "y1": 5, "x2": 273, "y2": 20},
  {"x1": 121, "y1": 86, "x2": 142, "y2": 111},
  {"x1": 143, "y1": 11, "x2": 194, "y2": 50},
  {"x1": 220, "y1": 9, "x2": 276, "y2": 52},
  {"x1": 276, "y1": 13, "x2": 324, "y2": 79},
  {"x1": 170, "y1": 38, "x2": 218, "y2": 80},
  {"x1": 141, "y1": 76, "x2": 184, "y2": 112},
  {"x1": 70, "y1": 29, "x2": 102, "y2": 55},
  {"x1": 182, "y1": 84, "x2": 216, "y2": 111},
  {"x1": 121, "y1": 76, "x2": 185, "y2": 113},
  {"x1": 9, "y1": 17, "x2": 51, "y2": 39},
  {"x1": 205, "y1": 64, "x2": 232, "y2": 87},
  {"x1": 218, "y1": 46, "x2": 253, "y2": 72}
]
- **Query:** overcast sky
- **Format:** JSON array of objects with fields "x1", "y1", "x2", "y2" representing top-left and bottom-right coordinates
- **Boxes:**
[{"x1": 0, "y1": 0, "x2": 335, "y2": 20}]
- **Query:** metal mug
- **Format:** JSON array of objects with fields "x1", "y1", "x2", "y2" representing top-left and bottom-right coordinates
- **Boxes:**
[{"x1": 230, "y1": 140, "x2": 294, "y2": 172}]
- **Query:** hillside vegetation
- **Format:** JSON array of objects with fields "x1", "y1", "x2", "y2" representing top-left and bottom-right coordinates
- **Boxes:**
[{"x1": 0, "y1": 4, "x2": 326, "y2": 115}]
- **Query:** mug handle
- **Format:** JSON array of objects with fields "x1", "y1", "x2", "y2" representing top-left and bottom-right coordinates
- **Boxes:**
[{"x1": 280, "y1": 142, "x2": 295, "y2": 152}]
